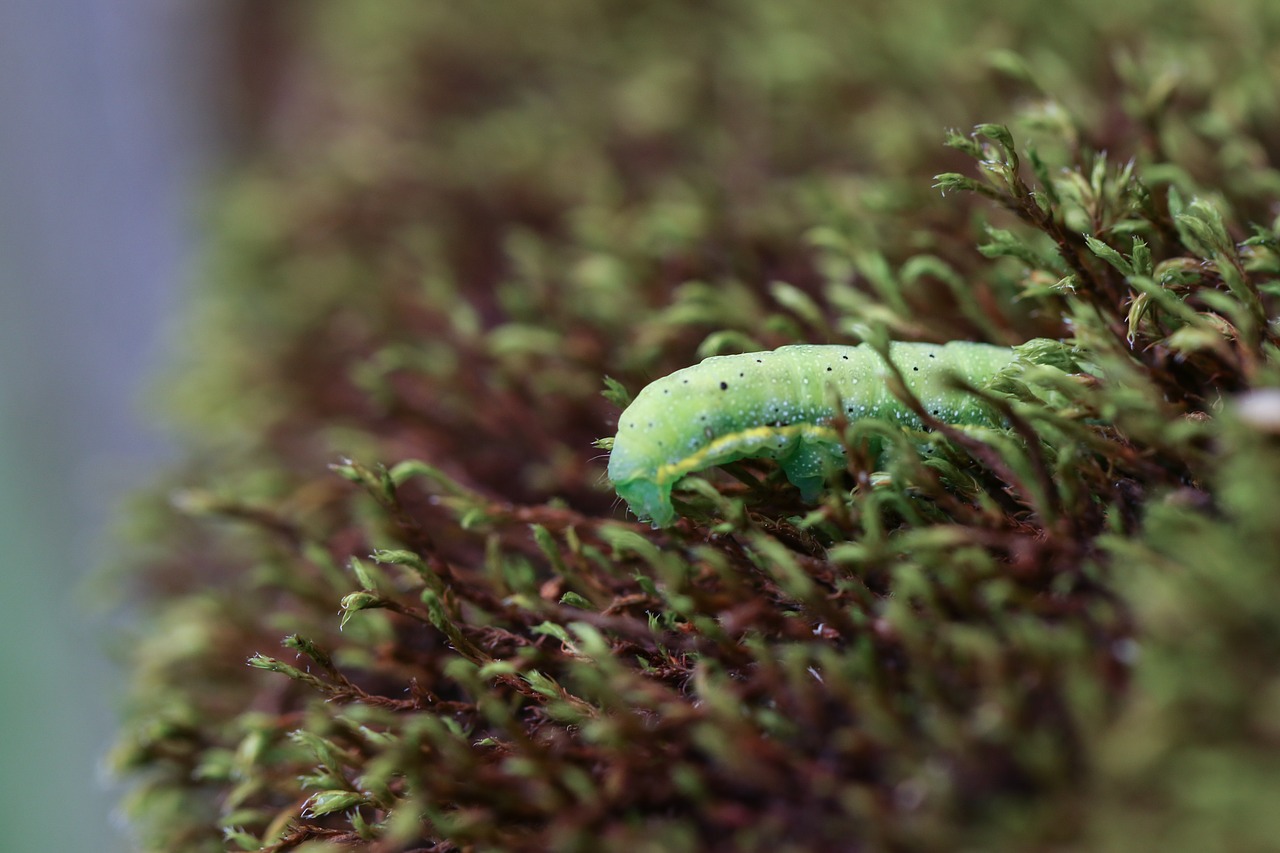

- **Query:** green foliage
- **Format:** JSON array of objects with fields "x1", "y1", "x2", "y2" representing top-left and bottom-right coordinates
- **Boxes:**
[{"x1": 113, "y1": 1, "x2": 1280, "y2": 851}]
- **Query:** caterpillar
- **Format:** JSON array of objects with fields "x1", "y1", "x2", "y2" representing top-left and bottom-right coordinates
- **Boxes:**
[{"x1": 607, "y1": 341, "x2": 1026, "y2": 526}]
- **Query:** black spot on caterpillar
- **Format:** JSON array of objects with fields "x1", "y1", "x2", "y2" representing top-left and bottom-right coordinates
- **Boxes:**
[{"x1": 607, "y1": 341, "x2": 1024, "y2": 526}]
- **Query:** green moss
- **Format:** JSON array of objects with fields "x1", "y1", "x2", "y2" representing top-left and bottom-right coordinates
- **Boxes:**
[{"x1": 115, "y1": 2, "x2": 1280, "y2": 850}]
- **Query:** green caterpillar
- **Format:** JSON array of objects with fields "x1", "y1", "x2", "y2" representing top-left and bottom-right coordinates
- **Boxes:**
[{"x1": 607, "y1": 341, "x2": 1024, "y2": 526}]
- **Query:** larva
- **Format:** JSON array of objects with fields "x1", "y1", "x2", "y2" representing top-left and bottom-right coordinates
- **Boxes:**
[{"x1": 607, "y1": 341, "x2": 1021, "y2": 526}]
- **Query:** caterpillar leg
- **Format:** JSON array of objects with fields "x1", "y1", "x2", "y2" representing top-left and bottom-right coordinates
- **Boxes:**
[{"x1": 780, "y1": 437, "x2": 847, "y2": 502}]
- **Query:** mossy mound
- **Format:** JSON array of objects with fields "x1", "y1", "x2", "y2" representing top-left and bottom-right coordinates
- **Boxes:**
[{"x1": 114, "y1": 3, "x2": 1280, "y2": 851}]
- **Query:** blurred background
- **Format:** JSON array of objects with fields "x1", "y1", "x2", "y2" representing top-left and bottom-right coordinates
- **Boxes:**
[
  {"x1": 0, "y1": 2, "x2": 228, "y2": 848},
  {"x1": 4, "y1": 1, "x2": 1278, "y2": 850}
]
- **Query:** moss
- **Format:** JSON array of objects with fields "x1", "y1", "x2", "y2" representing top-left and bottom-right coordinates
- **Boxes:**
[{"x1": 114, "y1": 2, "x2": 1280, "y2": 851}]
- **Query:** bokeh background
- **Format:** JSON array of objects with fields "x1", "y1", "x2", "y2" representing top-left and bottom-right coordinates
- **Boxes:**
[
  {"x1": 0, "y1": 2, "x2": 225, "y2": 849},
  {"x1": 5, "y1": 2, "x2": 1280, "y2": 850}
]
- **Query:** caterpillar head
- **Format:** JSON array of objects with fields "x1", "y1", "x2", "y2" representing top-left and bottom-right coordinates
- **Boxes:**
[{"x1": 611, "y1": 476, "x2": 676, "y2": 528}]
